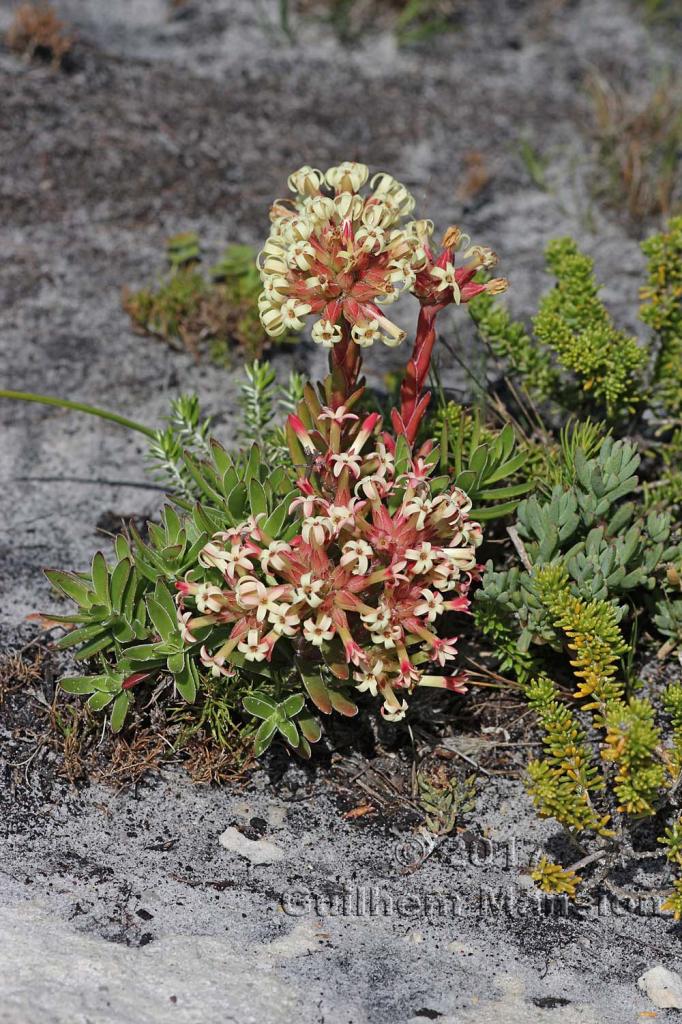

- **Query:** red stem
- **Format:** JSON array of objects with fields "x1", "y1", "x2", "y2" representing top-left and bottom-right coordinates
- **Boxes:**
[
  {"x1": 330, "y1": 321, "x2": 362, "y2": 406},
  {"x1": 394, "y1": 301, "x2": 447, "y2": 444}
]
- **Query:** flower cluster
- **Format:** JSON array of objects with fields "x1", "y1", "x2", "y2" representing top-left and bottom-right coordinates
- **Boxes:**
[
  {"x1": 257, "y1": 161, "x2": 506, "y2": 350},
  {"x1": 175, "y1": 410, "x2": 482, "y2": 721}
]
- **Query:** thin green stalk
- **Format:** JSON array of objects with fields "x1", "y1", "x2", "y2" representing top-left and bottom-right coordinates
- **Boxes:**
[{"x1": 0, "y1": 390, "x2": 156, "y2": 438}]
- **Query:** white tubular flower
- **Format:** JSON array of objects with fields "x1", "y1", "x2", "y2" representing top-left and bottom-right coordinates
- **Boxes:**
[
  {"x1": 259, "y1": 301, "x2": 287, "y2": 338},
  {"x1": 308, "y1": 194, "x2": 336, "y2": 224},
  {"x1": 431, "y1": 262, "x2": 461, "y2": 303},
  {"x1": 268, "y1": 602, "x2": 299, "y2": 637},
  {"x1": 327, "y1": 503, "x2": 356, "y2": 531},
  {"x1": 372, "y1": 624, "x2": 401, "y2": 649},
  {"x1": 198, "y1": 541, "x2": 229, "y2": 574},
  {"x1": 381, "y1": 698, "x2": 409, "y2": 722},
  {"x1": 326, "y1": 161, "x2": 370, "y2": 193},
  {"x1": 405, "y1": 541, "x2": 435, "y2": 575},
  {"x1": 333, "y1": 191, "x2": 364, "y2": 222},
  {"x1": 294, "y1": 572, "x2": 325, "y2": 608},
  {"x1": 194, "y1": 583, "x2": 225, "y2": 614},
  {"x1": 280, "y1": 297, "x2": 312, "y2": 331},
  {"x1": 351, "y1": 320, "x2": 382, "y2": 348},
  {"x1": 414, "y1": 589, "x2": 445, "y2": 622},
  {"x1": 402, "y1": 494, "x2": 432, "y2": 530},
  {"x1": 311, "y1": 319, "x2": 343, "y2": 347},
  {"x1": 287, "y1": 240, "x2": 316, "y2": 271},
  {"x1": 222, "y1": 544, "x2": 255, "y2": 581},
  {"x1": 361, "y1": 603, "x2": 391, "y2": 631},
  {"x1": 318, "y1": 404, "x2": 359, "y2": 425},
  {"x1": 442, "y1": 545, "x2": 477, "y2": 572},
  {"x1": 331, "y1": 451, "x2": 362, "y2": 479},
  {"x1": 235, "y1": 576, "x2": 280, "y2": 622},
  {"x1": 260, "y1": 540, "x2": 292, "y2": 575},
  {"x1": 355, "y1": 226, "x2": 386, "y2": 254},
  {"x1": 177, "y1": 610, "x2": 197, "y2": 644},
  {"x1": 355, "y1": 660, "x2": 384, "y2": 696},
  {"x1": 287, "y1": 165, "x2": 325, "y2": 196},
  {"x1": 301, "y1": 515, "x2": 332, "y2": 546},
  {"x1": 237, "y1": 629, "x2": 270, "y2": 663},
  {"x1": 370, "y1": 172, "x2": 416, "y2": 216},
  {"x1": 200, "y1": 645, "x2": 234, "y2": 678},
  {"x1": 302, "y1": 614, "x2": 335, "y2": 647},
  {"x1": 340, "y1": 539, "x2": 373, "y2": 575},
  {"x1": 373, "y1": 442, "x2": 394, "y2": 478}
]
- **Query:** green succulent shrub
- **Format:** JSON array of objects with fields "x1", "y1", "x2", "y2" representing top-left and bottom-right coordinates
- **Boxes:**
[{"x1": 123, "y1": 234, "x2": 296, "y2": 363}]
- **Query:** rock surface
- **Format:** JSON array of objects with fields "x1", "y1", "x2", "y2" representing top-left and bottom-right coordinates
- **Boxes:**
[
  {"x1": 638, "y1": 966, "x2": 682, "y2": 1010},
  {"x1": 2, "y1": 0, "x2": 682, "y2": 1021}
]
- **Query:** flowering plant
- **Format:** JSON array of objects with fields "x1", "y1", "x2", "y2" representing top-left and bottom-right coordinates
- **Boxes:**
[{"x1": 46, "y1": 161, "x2": 505, "y2": 756}]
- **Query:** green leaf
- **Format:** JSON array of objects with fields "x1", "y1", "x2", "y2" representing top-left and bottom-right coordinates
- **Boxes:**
[
  {"x1": 109, "y1": 558, "x2": 132, "y2": 614},
  {"x1": 91, "y1": 552, "x2": 110, "y2": 609},
  {"x1": 278, "y1": 718, "x2": 299, "y2": 746},
  {"x1": 87, "y1": 690, "x2": 114, "y2": 711},
  {"x1": 328, "y1": 689, "x2": 358, "y2": 717},
  {"x1": 476, "y1": 481, "x2": 533, "y2": 501},
  {"x1": 44, "y1": 569, "x2": 93, "y2": 608},
  {"x1": 60, "y1": 676, "x2": 101, "y2": 695},
  {"x1": 279, "y1": 693, "x2": 305, "y2": 718},
  {"x1": 484, "y1": 452, "x2": 528, "y2": 485},
  {"x1": 125, "y1": 643, "x2": 165, "y2": 662},
  {"x1": 110, "y1": 691, "x2": 132, "y2": 733},
  {"x1": 300, "y1": 672, "x2": 332, "y2": 714},
  {"x1": 175, "y1": 659, "x2": 197, "y2": 703},
  {"x1": 249, "y1": 478, "x2": 268, "y2": 518},
  {"x1": 254, "y1": 716, "x2": 278, "y2": 756},
  {"x1": 147, "y1": 596, "x2": 177, "y2": 643},
  {"x1": 298, "y1": 712, "x2": 322, "y2": 744},
  {"x1": 74, "y1": 634, "x2": 115, "y2": 660},
  {"x1": 56, "y1": 623, "x2": 108, "y2": 650},
  {"x1": 244, "y1": 692, "x2": 278, "y2": 719}
]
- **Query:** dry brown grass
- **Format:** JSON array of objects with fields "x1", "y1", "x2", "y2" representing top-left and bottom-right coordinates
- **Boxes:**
[
  {"x1": 5, "y1": 3, "x2": 73, "y2": 68},
  {"x1": 586, "y1": 70, "x2": 682, "y2": 224}
]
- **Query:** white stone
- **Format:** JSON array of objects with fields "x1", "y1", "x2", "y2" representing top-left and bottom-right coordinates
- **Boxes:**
[
  {"x1": 218, "y1": 825, "x2": 284, "y2": 865},
  {"x1": 637, "y1": 965, "x2": 682, "y2": 1009}
]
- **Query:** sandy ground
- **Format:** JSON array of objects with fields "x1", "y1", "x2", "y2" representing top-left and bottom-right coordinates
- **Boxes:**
[{"x1": 1, "y1": 0, "x2": 682, "y2": 1020}]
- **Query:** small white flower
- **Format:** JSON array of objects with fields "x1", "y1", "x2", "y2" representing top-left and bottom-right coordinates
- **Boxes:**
[
  {"x1": 237, "y1": 629, "x2": 269, "y2": 662},
  {"x1": 294, "y1": 573, "x2": 325, "y2": 608},
  {"x1": 200, "y1": 645, "x2": 234, "y2": 678},
  {"x1": 327, "y1": 503, "x2": 357, "y2": 531},
  {"x1": 414, "y1": 589, "x2": 445, "y2": 622},
  {"x1": 301, "y1": 515, "x2": 332, "y2": 546},
  {"x1": 405, "y1": 541, "x2": 435, "y2": 575},
  {"x1": 372, "y1": 624, "x2": 402, "y2": 649},
  {"x1": 430, "y1": 261, "x2": 461, "y2": 303},
  {"x1": 260, "y1": 540, "x2": 292, "y2": 575},
  {"x1": 177, "y1": 610, "x2": 197, "y2": 644},
  {"x1": 194, "y1": 583, "x2": 225, "y2": 615},
  {"x1": 311, "y1": 319, "x2": 343, "y2": 347},
  {"x1": 355, "y1": 660, "x2": 384, "y2": 697},
  {"x1": 268, "y1": 602, "x2": 299, "y2": 637},
  {"x1": 280, "y1": 297, "x2": 312, "y2": 331},
  {"x1": 381, "y1": 698, "x2": 409, "y2": 722},
  {"x1": 331, "y1": 451, "x2": 362, "y2": 479},
  {"x1": 351, "y1": 320, "x2": 382, "y2": 348},
  {"x1": 361, "y1": 603, "x2": 391, "y2": 631},
  {"x1": 302, "y1": 614, "x2": 335, "y2": 647},
  {"x1": 198, "y1": 541, "x2": 229, "y2": 575},
  {"x1": 340, "y1": 539, "x2": 373, "y2": 576}
]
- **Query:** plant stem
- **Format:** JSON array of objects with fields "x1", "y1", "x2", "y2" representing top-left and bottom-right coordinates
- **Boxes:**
[
  {"x1": 329, "y1": 322, "x2": 362, "y2": 405},
  {"x1": 0, "y1": 390, "x2": 156, "y2": 438},
  {"x1": 395, "y1": 301, "x2": 447, "y2": 443}
]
